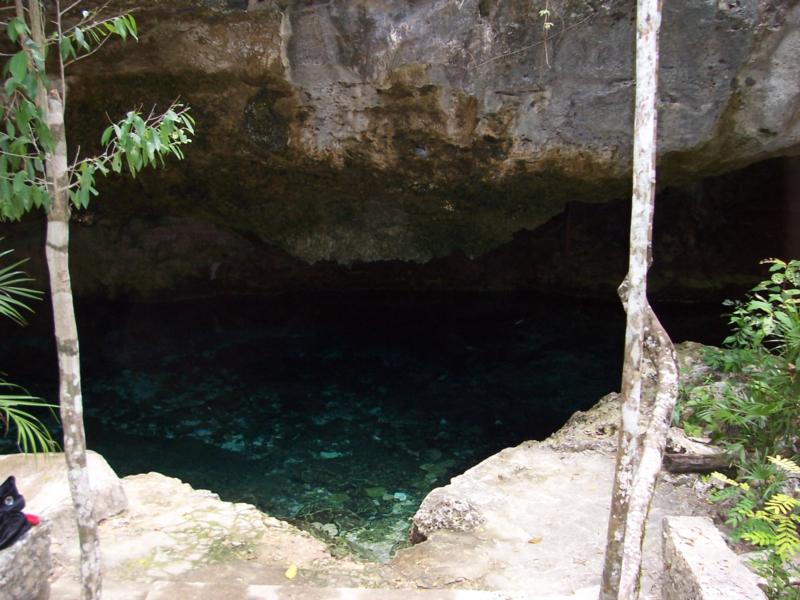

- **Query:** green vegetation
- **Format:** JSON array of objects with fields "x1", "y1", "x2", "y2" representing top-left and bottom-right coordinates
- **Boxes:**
[
  {"x1": 0, "y1": 245, "x2": 57, "y2": 453},
  {"x1": 680, "y1": 259, "x2": 800, "y2": 599},
  {"x1": 711, "y1": 457, "x2": 800, "y2": 600}
]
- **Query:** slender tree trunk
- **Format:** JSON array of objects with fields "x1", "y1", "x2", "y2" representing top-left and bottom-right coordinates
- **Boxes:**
[
  {"x1": 25, "y1": 1, "x2": 102, "y2": 595},
  {"x1": 43, "y1": 87, "x2": 102, "y2": 600},
  {"x1": 616, "y1": 309, "x2": 677, "y2": 599},
  {"x1": 599, "y1": 0, "x2": 664, "y2": 597}
]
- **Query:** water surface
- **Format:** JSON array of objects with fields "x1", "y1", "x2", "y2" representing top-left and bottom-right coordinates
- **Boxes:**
[{"x1": 0, "y1": 292, "x2": 725, "y2": 560}]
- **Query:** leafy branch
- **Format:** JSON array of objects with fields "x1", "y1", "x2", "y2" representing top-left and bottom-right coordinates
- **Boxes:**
[
  {"x1": 67, "y1": 103, "x2": 194, "y2": 209},
  {"x1": 1, "y1": 3, "x2": 194, "y2": 218}
]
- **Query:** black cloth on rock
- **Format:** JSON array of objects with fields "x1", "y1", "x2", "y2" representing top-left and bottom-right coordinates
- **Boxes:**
[{"x1": 0, "y1": 476, "x2": 31, "y2": 550}]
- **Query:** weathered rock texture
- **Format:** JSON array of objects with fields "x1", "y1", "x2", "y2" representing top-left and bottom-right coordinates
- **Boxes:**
[
  {"x1": 409, "y1": 490, "x2": 485, "y2": 543},
  {"x1": 6, "y1": 455, "x2": 392, "y2": 599},
  {"x1": 2, "y1": 0, "x2": 799, "y2": 299},
  {"x1": 0, "y1": 521, "x2": 52, "y2": 600},
  {"x1": 399, "y1": 441, "x2": 714, "y2": 598},
  {"x1": 546, "y1": 341, "x2": 724, "y2": 453},
  {"x1": 662, "y1": 516, "x2": 767, "y2": 600},
  {"x1": 0, "y1": 451, "x2": 128, "y2": 536}
]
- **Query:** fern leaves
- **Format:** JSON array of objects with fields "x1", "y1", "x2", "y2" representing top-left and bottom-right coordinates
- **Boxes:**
[
  {"x1": 769, "y1": 455, "x2": 800, "y2": 475},
  {"x1": 715, "y1": 456, "x2": 800, "y2": 563}
]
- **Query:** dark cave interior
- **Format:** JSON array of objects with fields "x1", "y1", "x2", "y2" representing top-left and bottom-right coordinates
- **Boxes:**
[{"x1": 0, "y1": 154, "x2": 797, "y2": 559}]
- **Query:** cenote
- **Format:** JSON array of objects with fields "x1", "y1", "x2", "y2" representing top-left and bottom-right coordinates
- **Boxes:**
[{"x1": 0, "y1": 291, "x2": 726, "y2": 561}]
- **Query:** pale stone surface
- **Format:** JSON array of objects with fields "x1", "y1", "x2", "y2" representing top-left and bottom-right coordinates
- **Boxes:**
[
  {"x1": 546, "y1": 342, "x2": 726, "y2": 457},
  {"x1": 545, "y1": 392, "x2": 621, "y2": 453},
  {"x1": 26, "y1": 444, "x2": 716, "y2": 599},
  {"x1": 397, "y1": 342, "x2": 734, "y2": 597},
  {"x1": 49, "y1": 472, "x2": 386, "y2": 600},
  {"x1": 145, "y1": 581, "x2": 600, "y2": 599},
  {"x1": 662, "y1": 516, "x2": 767, "y2": 600},
  {"x1": 0, "y1": 0, "x2": 792, "y2": 307},
  {"x1": 73, "y1": 0, "x2": 800, "y2": 268},
  {"x1": 399, "y1": 442, "x2": 716, "y2": 598},
  {"x1": 0, "y1": 450, "x2": 128, "y2": 534},
  {"x1": 665, "y1": 427, "x2": 721, "y2": 457},
  {"x1": 0, "y1": 521, "x2": 51, "y2": 600}
]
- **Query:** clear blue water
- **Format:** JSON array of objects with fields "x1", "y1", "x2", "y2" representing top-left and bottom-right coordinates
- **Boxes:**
[{"x1": 0, "y1": 292, "x2": 725, "y2": 560}]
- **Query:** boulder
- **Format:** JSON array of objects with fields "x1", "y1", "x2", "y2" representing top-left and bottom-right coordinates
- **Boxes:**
[
  {"x1": 0, "y1": 520, "x2": 51, "y2": 600},
  {"x1": 0, "y1": 451, "x2": 128, "y2": 536},
  {"x1": 409, "y1": 489, "x2": 485, "y2": 543}
]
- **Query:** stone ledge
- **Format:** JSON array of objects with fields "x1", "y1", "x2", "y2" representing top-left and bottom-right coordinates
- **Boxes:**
[
  {"x1": 144, "y1": 581, "x2": 600, "y2": 600},
  {"x1": 0, "y1": 520, "x2": 52, "y2": 600},
  {"x1": 662, "y1": 516, "x2": 766, "y2": 600}
]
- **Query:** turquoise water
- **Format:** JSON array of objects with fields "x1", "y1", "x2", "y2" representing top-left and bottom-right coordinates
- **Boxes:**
[{"x1": 0, "y1": 292, "x2": 723, "y2": 560}]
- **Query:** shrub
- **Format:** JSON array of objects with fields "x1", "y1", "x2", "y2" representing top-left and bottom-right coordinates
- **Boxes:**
[{"x1": 679, "y1": 259, "x2": 800, "y2": 599}]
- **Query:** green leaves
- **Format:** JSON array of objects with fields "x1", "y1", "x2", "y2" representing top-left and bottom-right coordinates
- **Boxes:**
[
  {"x1": 0, "y1": 244, "x2": 54, "y2": 454},
  {"x1": 0, "y1": 92, "x2": 50, "y2": 221},
  {"x1": 2, "y1": 6, "x2": 193, "y2": 218},
  {"x1": 0, "y1": 247, "x2": 41, "y2": 326},
  {"x1": 709, "y1": 455, "x2": 800, "y2": 599},
  {"x1": 0, "y1": 381, "x2": 58, "y2": 454},
  {"x1": 8, "y1": 51, "x2": 27, "y2": 84},
  {"x1": 59, "y1": 13, "x2": 139, "y2": 62},
  {"x1": 724, "y1": 258, "x2": 800, "y2": 365},
  {"x1": 99, "y1": 105, "x2": 194, "y2": 176},
  {"x1": 6, "y1": 18, "x2": 30, "y2": 44},
  {"x1": 71, "y1": 103, "x2": 194, "y2": 210}
]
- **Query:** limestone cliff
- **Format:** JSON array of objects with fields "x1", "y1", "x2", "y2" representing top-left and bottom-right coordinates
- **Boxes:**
[{"x1": 2, "y1": 0, "x2": 799, "y2": 297}]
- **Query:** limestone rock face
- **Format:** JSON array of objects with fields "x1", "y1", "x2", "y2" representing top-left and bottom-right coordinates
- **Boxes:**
[{"x1": 56, "y1": 0, "x2": 799, "y2": 267}]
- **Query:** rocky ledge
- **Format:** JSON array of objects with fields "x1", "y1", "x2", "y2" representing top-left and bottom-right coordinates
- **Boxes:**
[{"x1": 0, "y1": 342, "x2": 767, "y2": 598}]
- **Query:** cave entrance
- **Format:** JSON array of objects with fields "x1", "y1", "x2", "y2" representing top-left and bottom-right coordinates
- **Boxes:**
[{"x1": 0, "y1": 290, "x2": 726, "y2": 561}]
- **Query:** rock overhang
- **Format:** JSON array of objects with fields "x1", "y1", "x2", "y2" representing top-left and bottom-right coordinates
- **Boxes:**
[{"x1": 56, "y1": 0, "x2": 799, "y2": 266}]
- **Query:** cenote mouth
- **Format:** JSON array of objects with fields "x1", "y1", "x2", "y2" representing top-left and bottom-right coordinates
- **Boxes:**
[{"x1": 0, "y1": 291, "x2": 727, "y2": 561}]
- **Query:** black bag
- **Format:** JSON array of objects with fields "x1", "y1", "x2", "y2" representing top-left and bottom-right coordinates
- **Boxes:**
[{"x1": 0, "y1": 476, "x2": 31, "y2": 550}]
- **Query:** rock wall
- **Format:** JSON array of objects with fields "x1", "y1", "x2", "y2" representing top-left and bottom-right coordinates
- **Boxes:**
[{"x1": 2, "y1": 0, "x2": 799, "y2": 298}]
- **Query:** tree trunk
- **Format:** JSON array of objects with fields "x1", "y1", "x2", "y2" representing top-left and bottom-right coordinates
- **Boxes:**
[
  {"x1": 616, "y1": 309, "x2": 677, "y2": 599},
  {"x1": 599, "y1": 0, "x2": 664, "y2": 596},
  {"x1": 22, "y1": 2, "x2": 102, "y2": 597},
  {"x1": 41, "y1": 68, "x2": 102, "y2": 600}
]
